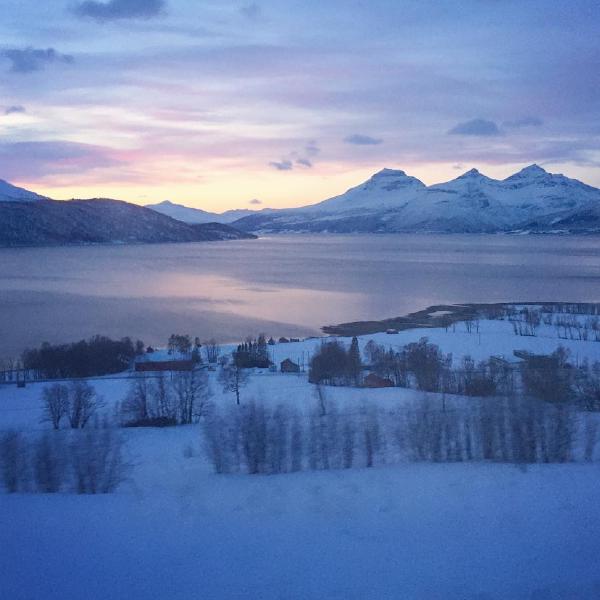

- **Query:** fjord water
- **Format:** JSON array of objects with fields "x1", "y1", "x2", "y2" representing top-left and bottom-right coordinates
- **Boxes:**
[{"x1": 0, "y1": 234, "x2": 599, "y2": 358}]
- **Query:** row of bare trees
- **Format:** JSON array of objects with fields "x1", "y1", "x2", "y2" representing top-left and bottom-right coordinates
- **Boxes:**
[
  {"x1": 165, "y1": 334, "x2": 222, "y2": 364},
  {"x1": 42, "y1": 381, "x2": 104, "y2": 429},
  {"x1": 121, "y1": 370, "x2": 211, "y2": 426},
  {"x1": 364, "y1": 339, "x2": 600, "y2": 410},
  {"x1": 496, "y1": 305, "x2": 600, "y2": 341},
  {"x1": 0, "y1": 426, "x2": 124, "y2": 494},
  {"x1": 203, "y1": 396, "x2": 599, "y2": 475}
]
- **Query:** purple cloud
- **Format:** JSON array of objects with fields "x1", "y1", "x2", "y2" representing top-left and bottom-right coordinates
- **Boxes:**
[
  {"x1": 73, "y1": 0, "x2": 166, "y2": 21},
  {"x1": 448, "y1": 118, "x2": 500, "y2": 137},
  {"x1": 240, "y1": 3, "x2": 261, "y2": 20},
  {"x1": 504, "y1": 116, "x2": 544, "y2": 128},
  {"x1": 296, "y1": 158, "x2": 312, "y2": 168},
  {"x1": 344, "y1": 134, "x2": 383, "y2": 145},
  {"x1": 269, "y1": 159, "x2": 293, "y2": 171},
  {"x1": 248, "y1": 198, "x2": 262, "y2": 205},
  {"x1": 4, "y1": 105, "x2": 25, "y2": 115},
  {"x1": 1, "y1": 48, "x2": 73, "y2": 74},
  {"x1": 0, "y1": 141, "x2": 122, "y2": 179}
]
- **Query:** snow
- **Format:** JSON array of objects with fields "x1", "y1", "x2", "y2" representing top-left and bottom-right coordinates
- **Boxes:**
[
  {"x1": 2, "y1": 454, "x2": 600, "y2": 599},
  {"x1": 0, "y1": 179, "x2": 46, "y2": 202},
  {"x1": 146, "y1": 200, "x2": 272, "y2": 224},
  {"x1": 2, "y1": 313, "x2": 600, "y2": 599},
  {"x1": 3, "y1": 312, "x2": 599, "y2": 429},
  {"x1": 237, "y1": 164, "x2": 600, "y2": 233}
]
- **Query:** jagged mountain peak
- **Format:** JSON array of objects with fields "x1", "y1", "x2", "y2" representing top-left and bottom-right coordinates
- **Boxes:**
[
  {"x1": 372, "y1": 168, "x2": 408, "y2": 177},
  {"x1": 519, "y1": 163, "x2": 547, "y2": 175},
  {"x1": 505, "y1": 164, "x2": 549, "y2": 181},
  {"x1": 457, "y1": 168, "x2": 484, "y2": 178},
  {"x1": 363, "y1": 168, "x2": 425, "y2": 190},
  {"x1": 231, "y1": 164, "x2": 600, "y2": 234},
  {"x1": 430, "y1": 168, "x2": 497, "y2": 192},
  {"x1": 452, "y1": 168, "x2": 496, "y2": 183}
]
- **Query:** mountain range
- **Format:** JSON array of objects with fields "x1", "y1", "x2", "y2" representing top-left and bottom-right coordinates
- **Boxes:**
[
  {"x1": 0, "y1": 181, "x2": 255, "y2": 247},
  {"x1": 145, "y1": 200, "x2": 272, "y2": 225},
  {"x1": 226, "y1": 165, "x2": 600, "y2": 234},
  {"x1": 2, "y1": 164, "x2": 599, "y2": 246}
]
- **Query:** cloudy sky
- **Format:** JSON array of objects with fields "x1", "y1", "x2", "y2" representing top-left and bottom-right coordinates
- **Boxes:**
[{"x1": 1, "y1": 0, "x2": 599, "y2": 210}]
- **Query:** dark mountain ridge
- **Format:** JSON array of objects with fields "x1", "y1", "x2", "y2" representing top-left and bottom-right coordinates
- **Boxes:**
[{"x1": 0, "y1": 197, "x2": 256, "y2": 247}]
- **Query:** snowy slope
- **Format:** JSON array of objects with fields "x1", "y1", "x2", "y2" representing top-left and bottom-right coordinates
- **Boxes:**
[
  {"x1": 0, "y1": 179, "x2": 47, "y2": 202},
  {"x1": 146, "y1": 200, "x2": 270, "y2": 224},
  {"x1": 233, "y1": 165, "x2": 600, "y2": 233},
  {"x1": 3, "y1": 313, "x2": 600, "y2": 599},
  {"x1": 306, "y1": 168, "x2": 426, "y2": 213},
  {"x1": 145, "y1": 200, "x2": 221, "y2": 224}
]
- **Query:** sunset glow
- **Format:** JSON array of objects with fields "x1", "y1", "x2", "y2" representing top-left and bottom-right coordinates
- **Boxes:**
[{"x1": 1, "y1": 1, "x2": 599, "y2": 211}]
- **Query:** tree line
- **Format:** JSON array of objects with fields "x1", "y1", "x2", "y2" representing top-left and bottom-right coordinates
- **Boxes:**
[
  {"x1": 21, "y1": 336, "x2": 145, "y2": 379},
  {"x1": 0, "y1": 425, "x2": 124, "y2": 494},
  {"x1": 310, "y1": 336, "x2": 600, "y2": 410},
  {"x1": 203, "y1": 395, "x2": 599, "y2": 475}
]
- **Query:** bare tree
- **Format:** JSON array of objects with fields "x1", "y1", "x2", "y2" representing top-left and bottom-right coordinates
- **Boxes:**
[
  {"x1": 290, "y1": 414, "x2": 304, "y2": 472},
  {"x1": 123, "y1": 375, "x2": 153, "y2": 423},
  {"x1": 42, "y1": 383, "x2": 69, "y2": 429},
  {"x1": 219, "y1": 359, "x2": 249, "y2": 405},
  {"x1": 204, "y1": 339, "x2": 221, "y2": 364},
  {"x1": 239, "y1": 402, "x2": 268, "y2": 474},
  {"x1": 67, "y1": 381, "x2": 103, "y2": 428},
  {"x1": 342, "y1": 416, "x2": 355, "y2": 469},
  {"x1": 33, "y1": 432, "x2": 66, "y2": 493},
  {"x1": 172, "y1": 368, "x2": 211, "y2": 424},
  {"x1": 584, "y1": 416, "x2": 598, "y2": 462},
  {"x1": 168, "y1": 334, "x2": 192, "y2": 355},
  {"x1": 203, "y1": 411, "x2": 234, "y2": 474},
  {"x1": 153, "y1": 373, "x2": 176, "y2": 421},
  {"x1": 70, "y1": 427, "x2": 125, "y2": 494},
  {"x1": 0, "y1": 431, "x2": 29, "y2": 493}
]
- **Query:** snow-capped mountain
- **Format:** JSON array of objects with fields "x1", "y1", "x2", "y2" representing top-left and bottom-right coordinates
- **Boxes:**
[
  {"x1": 146, "y1": 200, "x2": 268, "y2": 224},
  {"x1": 232, "y1": 165, "x2": 600, "y2": 234},
  {"x1": 0, "y1": 179, "x2": 48, "y2": 202}
]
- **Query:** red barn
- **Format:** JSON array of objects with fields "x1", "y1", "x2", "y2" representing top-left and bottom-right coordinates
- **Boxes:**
[
  {"x1": 363, "y1": 373, "x2": 394, "y2": 388},
  {"x1": 135, "y1": 360, "x2": 194, "y2": 372}
]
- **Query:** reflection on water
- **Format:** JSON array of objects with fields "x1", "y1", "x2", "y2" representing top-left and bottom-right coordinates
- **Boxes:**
[{"x1": 0, "y1": 234, "x2": 599, "y2": 358}]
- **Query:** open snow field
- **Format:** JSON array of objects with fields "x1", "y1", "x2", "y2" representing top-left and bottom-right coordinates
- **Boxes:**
[{"x1": 2, "y1": 317, "x2": 600, "y2": 599}]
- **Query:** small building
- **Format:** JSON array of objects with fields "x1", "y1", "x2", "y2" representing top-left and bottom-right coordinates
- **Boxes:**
[
  {"x1": 363, "y1": 373, "x2": 394, "y2": 388},
  {"x1": 280, "y1": 358, "x2": 300, "y2": 373},
  {"x1": 134, "y1": 359, "x2": 194, "y2": 373}
]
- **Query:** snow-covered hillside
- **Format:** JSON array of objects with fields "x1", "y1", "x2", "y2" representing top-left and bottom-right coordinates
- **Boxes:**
[
  {"x1": 232, "y1": 165, "x2": 600, "y2": 234},
  {"x1": 0, "y1": 179, "x2": 47, "y2": 202},
  {"x1": 146, "y1": 200, "x2": 269, "y2": 224},
  {"x1": 2, "y1": 312, "x2": 600, "y2": 599}
]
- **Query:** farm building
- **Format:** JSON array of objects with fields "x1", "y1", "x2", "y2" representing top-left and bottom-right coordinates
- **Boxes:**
[
  {"x1": 280, "y1": 358, "x2": 300, "y2": 373},
  {"x1": 363, "y1": 373, "x2": 394, "y2": 388},
  {"x1": 134, "y1": 356, "x2": 195, "y2": 372}
]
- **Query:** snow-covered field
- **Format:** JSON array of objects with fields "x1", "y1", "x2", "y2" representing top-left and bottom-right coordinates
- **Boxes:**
[{"x1": 2, "y1": 316, "x2": 600, "y2": 599}]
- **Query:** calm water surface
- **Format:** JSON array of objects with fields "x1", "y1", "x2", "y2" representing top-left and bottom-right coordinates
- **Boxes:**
[{"x1": 1, "y1": 234, "x2": 599, "y2": 358}]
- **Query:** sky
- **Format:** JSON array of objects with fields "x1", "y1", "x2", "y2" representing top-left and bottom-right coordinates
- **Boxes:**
[{"x1": 1, "y1": 0, "x2": 599, "y2": 211}]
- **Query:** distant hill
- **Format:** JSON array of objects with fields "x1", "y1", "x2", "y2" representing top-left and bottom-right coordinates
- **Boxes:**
[
  {"x1": 146, "y1": 199, "x2": 270, "y2": 224},
  {"x1": 0, "y1": 197, "x2": 256, "y2": 247},
  {"x1": 231, "y1": 165, "x2": 600, "y2": 234},
  {"x1": 0, "y1": 179, "x2": 49, "y2": 202}
]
